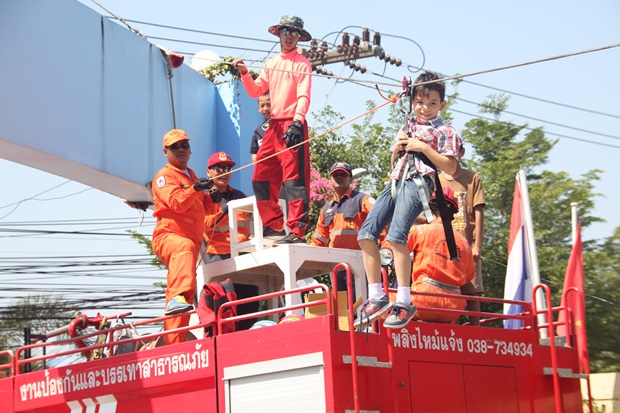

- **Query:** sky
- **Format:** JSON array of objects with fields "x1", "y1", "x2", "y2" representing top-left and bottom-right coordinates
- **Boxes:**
[{"x1": 1, "y1": 0, "x2": 618, "y2": 324}]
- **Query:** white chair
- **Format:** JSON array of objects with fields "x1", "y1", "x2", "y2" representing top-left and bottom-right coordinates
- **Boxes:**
[{"x1": 227, "y1": 196, "x2": 286, "y2": 257}]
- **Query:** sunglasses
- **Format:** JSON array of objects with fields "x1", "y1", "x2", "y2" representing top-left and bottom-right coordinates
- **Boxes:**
[
  {"x1": 167, "y1": 141, "x2": 190, "y2": 151},
  {"x1": 279, "y1": 28, "x2": 301, "y2": 38},
  {"x1": 211, "y1": 165, "x2": 232, "y2": 174}
]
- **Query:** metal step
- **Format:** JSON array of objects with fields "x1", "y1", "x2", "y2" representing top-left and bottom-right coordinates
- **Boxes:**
[
  {"x1": 539, "y1": 336, "x2": 568, "y2": 347},
  {"x1": 343, "y1": 355, "x2": 392, "y2": 368},
  {"x1": 543, "y1": 367, "x2": 588, "y2": 379},
  {"x1": 345, "y1": 410, "x2": 380, "y2": 413}
]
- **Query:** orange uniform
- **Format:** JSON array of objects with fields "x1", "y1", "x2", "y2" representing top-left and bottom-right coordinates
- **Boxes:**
[
  {"x1": 407, "y1": 219, "x2": 475, "y2": 322},
  {"x1": 309, "y1": 189, "x2": 375, "y2": 249},
  {"x1": 152, "y1": 163, "x2": 216, "y2": 344},
  {"x1": 203, "y1": 186, "x2": 251, "y2": 255}
]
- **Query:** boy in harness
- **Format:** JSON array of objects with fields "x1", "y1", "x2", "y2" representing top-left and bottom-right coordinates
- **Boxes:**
[{"x1": 355, "y1": 71, "x2": 462, "y2": 330}]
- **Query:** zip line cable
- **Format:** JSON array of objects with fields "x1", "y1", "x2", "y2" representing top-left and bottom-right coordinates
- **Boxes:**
[{"x1": 231, "y1": 42, "x2": 620, "y2": 91}]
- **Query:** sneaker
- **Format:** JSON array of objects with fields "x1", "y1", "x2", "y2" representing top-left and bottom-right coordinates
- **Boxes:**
[
  {"x1": 165, "y1": 295, "x2": 193, "y2": 316},
  {"x1": 383, "y1": 304, "x2": 417, "y2": 329},
  {"x1": 263, "y1": 227, "x2": 286, "y2": 239},
  {"x1": 274, "y1": 233, "x2": 307, "y2": 244},
  {"x1": 353, "y1": 295, "x2": 392, "y2": 330}
]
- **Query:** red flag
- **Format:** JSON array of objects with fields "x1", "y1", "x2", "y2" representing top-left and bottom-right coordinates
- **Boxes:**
[{"x1": 557, "y1": 223, "x2": 589, "y2": 374}]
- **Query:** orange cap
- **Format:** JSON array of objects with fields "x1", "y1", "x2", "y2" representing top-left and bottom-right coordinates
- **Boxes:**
[{"x1": 162, "y1": 129, "x2": 190, "y2": 148}]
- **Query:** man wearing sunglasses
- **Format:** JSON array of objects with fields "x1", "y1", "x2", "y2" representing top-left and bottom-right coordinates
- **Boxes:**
[
  {"x1": 151, "y1": 129, "x2": 217, "y2": 345},
  {"x1": 203, "y1": 152, "x2": 251, "y2": 262},
  {"x1": 203, "y1": 152, "x2": 259, "y2": 330},
  {"x1": 232, "y1": 15, "x2": 312, "y2": 245}
]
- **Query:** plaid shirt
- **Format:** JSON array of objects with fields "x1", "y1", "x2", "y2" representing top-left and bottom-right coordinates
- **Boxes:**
[{"x1": 391, "y1": 117, "x2": 461, "y2": 180}]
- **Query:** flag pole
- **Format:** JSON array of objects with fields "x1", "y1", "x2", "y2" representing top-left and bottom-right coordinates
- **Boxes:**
[
  {"x1": 569, "y1": 202, "x2": 593, "y2": 411},
  {"x1": 517, "y1": 170, "x2": 547, "y2": 336},
  {"x1": 571, "y1": 202, "x2": 578, "y2": 244}
]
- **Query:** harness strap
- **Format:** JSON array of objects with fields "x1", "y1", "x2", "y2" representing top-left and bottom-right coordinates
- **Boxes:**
[
  {"x1": 411, "y1": 151, "x2": 459, "y2": 261},
  {"x1": 431, "y1": 175, "x2": 459, "y2": 261},
  {"x1": 390, "y1": 153, "x2": 433, "y2": 222}
]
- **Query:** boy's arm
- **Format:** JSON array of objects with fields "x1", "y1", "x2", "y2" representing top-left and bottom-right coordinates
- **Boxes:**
[
  {"x1": 472, "y1": 205, "x2": 484, "y2": 262},
  {"x1": 405, "y1": 138, "x2": 457, "y2": 174}
]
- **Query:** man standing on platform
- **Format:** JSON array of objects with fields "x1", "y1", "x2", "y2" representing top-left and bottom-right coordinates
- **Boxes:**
[{"x1": 232, "y1": 14, "x2": 312, "y2": 245}]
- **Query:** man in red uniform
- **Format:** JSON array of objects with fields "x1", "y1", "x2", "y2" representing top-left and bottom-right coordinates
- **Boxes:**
[
  {"x1": 232, "y1": 15, "x2": 312, "y2": 245},
  {"x1": 151, "y1": 129, "x2": 217, "y2": 344},
  {"x1": 310, "y1": 162, "x2": 376, "y2": 293},
  {"x1": 407, "y1": 186, "x2": 476, "y2": 323}
]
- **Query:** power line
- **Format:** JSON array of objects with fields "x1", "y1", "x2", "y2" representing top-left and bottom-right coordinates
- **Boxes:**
[{"x1": 117, "y1": 17, "x2": 620, "y2": 122}]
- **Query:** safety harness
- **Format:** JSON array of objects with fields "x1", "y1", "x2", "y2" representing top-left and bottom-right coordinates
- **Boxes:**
[{"x1": 197, "y1": 279, "x2": 237, "y2": 336}]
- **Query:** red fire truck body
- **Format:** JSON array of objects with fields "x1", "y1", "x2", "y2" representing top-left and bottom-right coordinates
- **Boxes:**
[{"x1": 0, "y1": 280, "x2": 586, "y2": 413}]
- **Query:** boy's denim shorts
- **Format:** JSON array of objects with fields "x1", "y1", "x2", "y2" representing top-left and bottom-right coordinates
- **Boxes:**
[{"x1": 357, "y1": 176, "x2": 433, "y2": 246}]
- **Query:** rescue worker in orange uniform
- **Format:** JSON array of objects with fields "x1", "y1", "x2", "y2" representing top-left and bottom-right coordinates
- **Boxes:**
[
  {"x1": 203, "y1": 152, "x2": 251, "y2": 262},
  {"x1": 407, "y1": 186, "x2": 476, "y2": 323},
  {"x1": 309, "y1": 162, "x2": 376, "y2": 292},
  {"x1": 310, "y1": 162, "x2": 375, "y2": 249},
  {"x1": 151, "y1": 129, "x2": 218, "y2": 345},
  {"x1": 202, "y1": 151, "x2": 259, "y2": 330}
]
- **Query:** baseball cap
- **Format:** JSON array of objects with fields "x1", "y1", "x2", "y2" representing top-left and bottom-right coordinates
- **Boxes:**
[
  {"x1": 329, "y1": 161, "x2": 352, "y2": 176},
  {"x1": 207, "y1": 152, "x2": 236, "y2": 168},
  {"x1": 162, "y1": 129, "x2": 190, "y2": 148}
]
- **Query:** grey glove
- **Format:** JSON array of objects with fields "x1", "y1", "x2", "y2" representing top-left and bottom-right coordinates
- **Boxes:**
[
  {"x1": 282, "y1": 120, "x2": 304, "y2": 148},
  {"x1": 194, "y1": 177, "x2": 214, "y2": 191}
]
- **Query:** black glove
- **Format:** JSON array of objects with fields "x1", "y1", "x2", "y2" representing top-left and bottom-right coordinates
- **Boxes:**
[
  {"x1": 282, "y1": 120, "x2": 304, "y2": 148},
  {"x1": 209, "y1": 189, "x2": 223, "y2": 203},
  {"x1": 194, "y1": 177, "x2": 214, "y2": 191}
]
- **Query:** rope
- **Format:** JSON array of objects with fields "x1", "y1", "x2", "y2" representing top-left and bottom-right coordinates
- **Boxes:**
[{"x1": 209, "y1": 99, "x2": 393, "y2": 182}]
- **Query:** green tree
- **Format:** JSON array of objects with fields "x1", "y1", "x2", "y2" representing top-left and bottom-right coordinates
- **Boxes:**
[
  {"x1": 584, "y1": 228, "x2": 620, "y2": 372},
  {"x1": 460, "y1": 94, "x2": 619, "y2": 371},
  {"x1": 462, "y1": 94, "x2": 603, "y2": 303},
  {"x1": 0, "y1": 295, "x2": 79, "y2": 371}
]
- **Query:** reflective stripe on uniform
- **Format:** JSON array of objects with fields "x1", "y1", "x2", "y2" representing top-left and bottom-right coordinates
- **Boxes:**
[{"x1": 422, "y1": 277, "x2": 460, "y2": 293}]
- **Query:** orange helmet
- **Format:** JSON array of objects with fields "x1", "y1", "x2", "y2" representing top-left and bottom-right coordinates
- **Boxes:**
[{"x1": 430, "y1": 186, "x2": 459, "y2": 213}]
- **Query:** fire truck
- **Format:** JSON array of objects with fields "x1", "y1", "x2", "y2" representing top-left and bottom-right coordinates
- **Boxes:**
[{"x1": 0, "y1": 238, "x2": 591, "y2": 412}]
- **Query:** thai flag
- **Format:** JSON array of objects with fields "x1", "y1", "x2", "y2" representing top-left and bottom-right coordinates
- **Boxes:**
[{"x1": 503, "y1": 176, "x2": 535, "y2": 329}]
